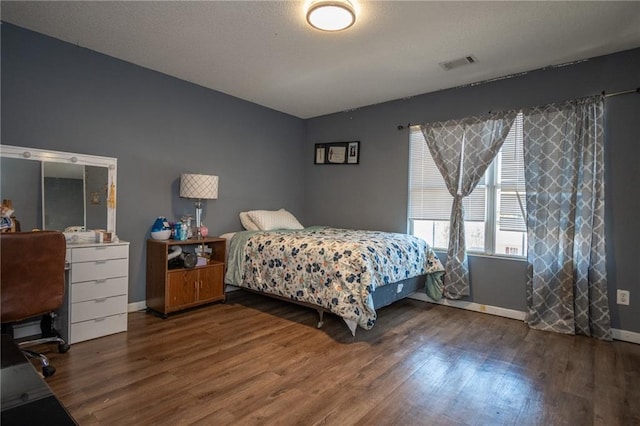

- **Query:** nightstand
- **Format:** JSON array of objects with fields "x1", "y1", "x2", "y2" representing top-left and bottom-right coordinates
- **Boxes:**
[{"x1": 146, "y1": 237, "x2": 226, "y2": 318}]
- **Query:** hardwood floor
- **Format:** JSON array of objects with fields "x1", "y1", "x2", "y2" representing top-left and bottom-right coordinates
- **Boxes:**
[{"x1": 38, "y1": 290, "x2": 640, "y2": 425}]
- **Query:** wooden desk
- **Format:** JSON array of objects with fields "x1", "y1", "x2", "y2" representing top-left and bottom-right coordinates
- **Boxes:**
[{"x1": 1, "y1": 334, "x2": 76, "y2": 425}]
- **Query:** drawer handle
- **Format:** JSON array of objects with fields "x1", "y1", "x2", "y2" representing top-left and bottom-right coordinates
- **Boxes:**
[
  {"x1": 94, "y1": 317, "x2": 106, "y2": 322},
  {"x1": 95, "y1": 246, "x2": 108, "y2": 250},
  {"x1": 95, "y1": 279, "x2": 108, "y2": 284},
  {"x1": 95, "y1": 260, "x2": 107, "y2": 265},
  {"x1": 95, "y1": 298, "x2": 108, "y2": 303}
]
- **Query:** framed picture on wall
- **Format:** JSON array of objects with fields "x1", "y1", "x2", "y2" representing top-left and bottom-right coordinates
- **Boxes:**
[
  {"x1": 314, "y1": 141, "x2": 360, "y2": 165},
  {"x1": 315, "y1": 145, "x2": 326, "y2": 164},
  {"x1": 347, "y1": 141, "x2": 359, "y2": 164}
]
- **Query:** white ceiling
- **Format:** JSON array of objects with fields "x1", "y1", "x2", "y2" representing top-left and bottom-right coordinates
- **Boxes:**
[{"x1": 2, "y1": 1, "x2": 639, "y2": 119}]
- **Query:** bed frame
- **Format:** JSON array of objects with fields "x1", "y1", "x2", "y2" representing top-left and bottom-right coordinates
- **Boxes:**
[{"x1": 232, "y1": 274, "x2": 427, "y2": 330}]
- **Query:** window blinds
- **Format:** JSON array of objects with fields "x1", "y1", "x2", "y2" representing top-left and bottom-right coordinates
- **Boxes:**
[
  {"x1": 498, "y1": 113, "x2": 527, "y2": 232},
  {"x1": 409, "y1": 115, "x2": 526, "y2": 230},
  {"x1": 408, "y1": 128, "x2": 486, "y2": 222}
]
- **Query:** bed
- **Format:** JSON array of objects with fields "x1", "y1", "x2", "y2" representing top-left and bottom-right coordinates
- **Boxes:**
[{"x1": 223, "y1": 210, "x2": 445, "y2": 335}]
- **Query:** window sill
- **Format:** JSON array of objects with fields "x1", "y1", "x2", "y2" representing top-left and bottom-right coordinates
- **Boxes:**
[{"x1": 433, "y1": 249, "x2": 527, "y2": 263}]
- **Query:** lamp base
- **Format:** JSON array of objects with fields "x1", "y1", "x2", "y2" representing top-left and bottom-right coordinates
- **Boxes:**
[{"x1": 195, "y1": 200, "x2": 203, "y2": 239}]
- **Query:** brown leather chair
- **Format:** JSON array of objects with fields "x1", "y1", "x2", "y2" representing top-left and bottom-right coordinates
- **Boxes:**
[{"x1": 1, "y1": 231, "x2": 70, "y2": 377}]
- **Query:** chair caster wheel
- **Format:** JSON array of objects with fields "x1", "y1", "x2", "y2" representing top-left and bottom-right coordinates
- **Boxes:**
[
  {"x1": 58, "y1": 343, "x2": 70, "y2": 353},
  {"x1": 43, "y1": 365, "x2": 56, "y2": 377}
]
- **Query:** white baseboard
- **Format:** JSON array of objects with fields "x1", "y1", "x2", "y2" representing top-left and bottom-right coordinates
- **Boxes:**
[
  {"x1": 409, "y1": 292, "x2": 526, "y2": 321},
  {"x1": 409, "y1": 293, "x2": 639, "y2": 345},
  {"x1": 128, "y1": 301, "x2": 147, "y2": 312},
  {"x1": 611, "y1": 328, "x2": 640, "y2": 345}
]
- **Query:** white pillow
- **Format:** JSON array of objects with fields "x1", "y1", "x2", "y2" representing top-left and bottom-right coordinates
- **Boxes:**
[
  {"x1": 239, "y1": 212, "x2": 260, "y2": 231},
  {"x1": 246, "y1": 209, "x2": 304, "y2": 231}
]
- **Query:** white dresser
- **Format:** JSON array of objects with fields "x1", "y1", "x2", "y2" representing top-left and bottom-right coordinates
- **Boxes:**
[{"x1": 58, "y1": 241, "x2": 130, "y2": 344}]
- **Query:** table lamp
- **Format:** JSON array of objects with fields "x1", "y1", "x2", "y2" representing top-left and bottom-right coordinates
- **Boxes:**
[{"x1": 179, "y1": 173, "x2": 218, "y2": 239}]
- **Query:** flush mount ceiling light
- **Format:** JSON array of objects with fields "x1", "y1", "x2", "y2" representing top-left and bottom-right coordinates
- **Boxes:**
[{"x1": 306, "y1": 0, "x2": 356, "y2": 32}]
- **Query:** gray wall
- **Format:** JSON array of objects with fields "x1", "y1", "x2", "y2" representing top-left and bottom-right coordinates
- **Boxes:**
[
  {"x1": 2, "y1": 22, "x2": 638, "y2": 334},
  {"x1": 304, "y1": 48, "x2": 640, "y2": 334},
  {"x1": 1, "y1": 23, "x2": 306, "y2": 302}
]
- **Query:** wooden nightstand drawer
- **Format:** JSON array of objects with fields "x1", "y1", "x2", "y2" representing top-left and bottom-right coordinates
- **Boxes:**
[{"x1": 71, "y1": 277, "x2": 128, "y2": 303}]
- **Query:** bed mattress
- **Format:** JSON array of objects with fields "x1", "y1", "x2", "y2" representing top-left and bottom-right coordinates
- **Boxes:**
[{"x1": 225, "y1": 226, "x2": 444, "y2": 334}]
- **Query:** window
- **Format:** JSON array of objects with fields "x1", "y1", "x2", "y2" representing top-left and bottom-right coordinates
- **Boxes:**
[{"x1": 408, "y1": 113, "x2": 527, "y2": 257}]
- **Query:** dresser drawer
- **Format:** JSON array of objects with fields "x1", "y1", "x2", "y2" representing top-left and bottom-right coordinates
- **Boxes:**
[
  {"x1": 70, "y1": 313, "x2": 127, "y2": 344},
  {"x1": 71, "y1": 258, "x2": 128, "y2": 283},
  {"x1": 71, "y1": 244, "x2": 128, "y2": 263},
  {"x1": 71, "y1": 277, "x2": 128, "y2": 303},
  {"x1": 71, "y1": 294, "x2": 127, "y2": 323}
]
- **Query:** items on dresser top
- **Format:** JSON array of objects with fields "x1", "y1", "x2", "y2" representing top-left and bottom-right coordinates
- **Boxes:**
[
  {"x1": 63, "y1": 228, "x2": 117, "y2": 244},
  {"x1": 150, "y1": 216, "x2": 172, "y2": 240},
  {"x1": 57, "y1": 241, "x2": 130, "y2": 344}
]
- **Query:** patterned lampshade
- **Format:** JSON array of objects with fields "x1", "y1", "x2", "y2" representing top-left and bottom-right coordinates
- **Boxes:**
[{"x1": 180, "y1": 174, "x2": 218, "y2": 200}]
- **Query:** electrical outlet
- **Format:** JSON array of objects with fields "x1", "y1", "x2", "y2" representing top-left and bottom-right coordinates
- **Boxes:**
[{"x1": 617, "y1": 289, "x2": 630, "y2": 305}]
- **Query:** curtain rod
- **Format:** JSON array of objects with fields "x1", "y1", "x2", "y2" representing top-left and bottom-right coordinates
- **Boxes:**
[
  {"x1": 603, "y1": 87, "x2": 640, "y2": 98},
  {"x1": 397, "y1": 87, "x2": 640, "y2": 130}
]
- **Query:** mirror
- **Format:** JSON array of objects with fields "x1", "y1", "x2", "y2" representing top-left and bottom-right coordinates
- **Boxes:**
[
  {"x1": 0, "y1": 145, "x2": 117, "y2": 233},
  {"x1": 42, "y1": 163, "x2": 109, "y2": 231},
  {"x1": 42, "y1": 162, "x2": 85, "y2": 231}
]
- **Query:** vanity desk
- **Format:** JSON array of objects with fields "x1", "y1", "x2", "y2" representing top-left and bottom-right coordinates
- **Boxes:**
[
  {"x1": 1, "y1": 144, "x2": 129, "y2": 344},
  {"x1": 58, "y1": 240, "x2": 130, "y2": 344}
]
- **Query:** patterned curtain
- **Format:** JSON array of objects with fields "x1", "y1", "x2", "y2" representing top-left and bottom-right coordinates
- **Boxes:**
[
  {"x1": 523, "y1": 95, "x2": 611, "y2": 339},
  {"x1": 421, "y1": 112, "x2": 516, "y2": 298}
]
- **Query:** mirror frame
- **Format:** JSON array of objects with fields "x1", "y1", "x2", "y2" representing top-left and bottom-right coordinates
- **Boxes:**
[{"x1": 0, "y1": 144, "x2": 117, "y2": 233}]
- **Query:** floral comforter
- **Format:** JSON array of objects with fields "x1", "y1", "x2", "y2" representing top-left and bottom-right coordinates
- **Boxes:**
[{"x1": 225, "y1": 227, "x2": 444, "y2": 333}]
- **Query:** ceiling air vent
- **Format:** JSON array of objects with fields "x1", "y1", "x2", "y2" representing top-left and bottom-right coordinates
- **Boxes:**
[{"x1": 439, "y1": 55, "x2": 478, "y2": 71}]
